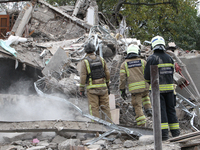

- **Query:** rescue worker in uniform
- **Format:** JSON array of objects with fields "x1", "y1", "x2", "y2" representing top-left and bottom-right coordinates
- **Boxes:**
[
  {"x1": 144, "y1": 35, "x2": 180, "y2": 141},
  {"x1": 79, "y1": 41, "x2": 112, "y2": 123},
  {"x1": 119, "y1": 44, "x2": 152, "y2": 127}
]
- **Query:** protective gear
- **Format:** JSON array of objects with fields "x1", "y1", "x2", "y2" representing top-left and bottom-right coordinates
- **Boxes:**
[
  {"x1": 127, "y1": 44, "x2": 140, "y2": 55},
  {"x1": 120, "y1": 89, "x2": 127, "y2": 100},
  {"x1": 84, "y1": 40, "x2": 95, "y2": 53},
  {"x1": 85, "y1": 56, "x2": 105, "y2": 80},
  {"x1": 120, "y1": 58, "x2": 149, "y2": 94},
  {"x1": 144, "y1": 52, "x2": 174, "y2": 93},
  {"x1": 120, "y1": 54, "x2": 152, "y2": 127},
  {"x1": 80, "y1": 91, "x2": 85, "y2": 97},
  {"x1": 79, "y1": 53, "x2": 112, "y2": 123},
  {"x1": 144, "y1": 46, "x2": 180, "y2": 141},
  {"x1": 151, "y1": 35, "x2": 165, "y2": 51}
]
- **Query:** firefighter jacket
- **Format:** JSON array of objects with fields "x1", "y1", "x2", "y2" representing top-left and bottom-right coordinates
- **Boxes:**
[
  {"x1": 79, "y1": 53, "x2": 110, "y2": 95},
  {"x1": 120, "y1": 56, "x2": 149, "y2": 94},
  {"x1": 144, "y1": 50, "x2": 174, "y2": 93}
]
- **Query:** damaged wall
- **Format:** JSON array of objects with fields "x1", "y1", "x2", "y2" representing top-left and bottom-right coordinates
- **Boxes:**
[{"x1": 30, "y1": 3, "x2": 87, "y2": 42}]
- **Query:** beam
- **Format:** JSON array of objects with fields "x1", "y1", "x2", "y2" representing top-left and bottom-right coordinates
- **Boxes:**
[
  {"x1": 0, "y1": 120, "x2": 153, "y2": 136},
  {"x1": 0, "y1": 120, "x2": 109, "y2": 133}
]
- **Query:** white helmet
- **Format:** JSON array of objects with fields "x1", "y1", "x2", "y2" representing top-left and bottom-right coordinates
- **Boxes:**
[
  {"x1": 151, "y1": 36, "x2": 165, "y2": 50},
  {"x1": 127, "y1": 44, "x2": 140, "y2": 55}
]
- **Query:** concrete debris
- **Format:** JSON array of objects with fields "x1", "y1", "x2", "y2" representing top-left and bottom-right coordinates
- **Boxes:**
[{"x1": 0, "y1": 0, "x2": 200, "y2": 149}]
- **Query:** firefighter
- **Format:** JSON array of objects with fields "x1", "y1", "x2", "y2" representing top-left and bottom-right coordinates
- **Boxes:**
[
  {"x1": 119, "y1": 44, "x2": 152, "y2": 127},
  {"x1": 79, "y1": 41, "x2": 112, "y2": 123},
  {"x1": 144, "y1": 35, "x2": 180, "y2": 141}
]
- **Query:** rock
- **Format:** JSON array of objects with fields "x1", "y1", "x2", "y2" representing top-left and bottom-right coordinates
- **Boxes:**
[
  {"x1": 0, "y1": 145, "x2": 24, "y2": 150},
  {"x1": 56, "y1": 131, "x2": 77, "y2": 139},
  {"x1": 111, "y1": 144, "x2": 123, "y2": 149},
  {"x1": 3, "y1": 133, "x2": 41, "y2": 143},
  {"x1": 76, "y1": 133, "x2": 86, "y2": 141},
  {"x1": 58, "y1": 139, "x2": 81, "y2": 150},
  {"x1": 138, "y1": 135, "x2": 154, "y2": 145},
  {"x1": 113, "y1": 138, "x2": 123, "y2": 144},
  {"x1": 37, "y1": 140, "x2": 49, "y2": 147},
  {"x1": 51, "y1": 135, "x2": 67, "y2": 144},
  {"x1": 87, "y1": 144, "x2": 102, "y2": 150},
  {"x1": 48, "y1": 142, "x2": 58, "y2": 149},
  {"x1": 123, "y1": 140, "x2": 137, "y2": 148}
]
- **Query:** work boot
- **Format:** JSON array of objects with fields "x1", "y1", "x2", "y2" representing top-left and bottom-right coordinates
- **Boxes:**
[
  {"x1": 145, "y1": 109, "x2": 152, "y2": 117},
  {"x1": 171, "y1": 129, "x2": 180, "y2": 137},
  {"x1": 162, "y1": 136, "x2": 169, "y2": 141}
]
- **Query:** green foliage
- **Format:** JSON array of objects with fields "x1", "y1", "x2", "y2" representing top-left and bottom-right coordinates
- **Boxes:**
[{"x1": 120, "y1": 0, "x2": 200, "y2": 50}]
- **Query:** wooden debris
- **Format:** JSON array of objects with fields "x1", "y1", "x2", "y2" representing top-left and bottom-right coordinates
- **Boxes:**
[{"x1": 169, "y1": 131, "x2": 200, "y2": 142}]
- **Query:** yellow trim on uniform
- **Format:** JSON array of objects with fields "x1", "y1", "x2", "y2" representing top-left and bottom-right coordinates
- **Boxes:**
[
  {"x1": 125, "y1": 62, "x2": 129, "y2": 77},
  {"x1": 86, "y1": 83, "x2": 107, "y2": 89},
  {"x1": 141, "y1": 60, "x2": 145, "y2": 74},
  {"x1": 169, "y1": 123, "x2": 179, "y2": 130},
  {"x1": 143, "y1": 101, "x2": 151, "y2": 105},
  {"x1": 137, "y1": 120, "x2": 146, "y2": 126},
  {"x1": 161, "y1": 123, "x2": 169, "y2": 130},
  {"x1": 84, "y1": 59, "x2": 92, "y2": 85},
  {"x1": 120, "y1": 69, "x2": 126, "y2": 73},
  {"x1": 158, "y1": 63, "x2": 174, "y2": 68},
  {"x1": 128, "y1": 81, "x2": 146, "y2": 91},
  {"x1": 142, "y1": 96, "x2": 150, "y2": 102},
  {"x1": 145, "y1": 79, "x2": 150, "y2": 82},
  {"x1": 149, "y1": 84, "x2": 174, "y2": 91},
  {"x1": 89, "y1": 105, "x2": 94, "y2": 122},
  {"x1": 80, "y1": 84, "x2": 85, "y2": 87},
  {"x1": 136, "y1": 115, "x2": 146, "y2": 121}
]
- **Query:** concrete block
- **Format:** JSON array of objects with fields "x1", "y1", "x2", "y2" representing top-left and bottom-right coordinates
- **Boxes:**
[
  {"x1": 51, "y1": 135, "x2": 67, "y2": 144},
  {"x1": 42, "y1": 47, "x2": 69, "y2": 76},
  {"x1": 87, "y1": 144, "x2": 101, "y2": 150},
  {"x1": 58, "y1": 139, "x2": 81, "y2": 150},
  {"x1": 109, "y1": 94, "x2": 116, "y2": 110},
  {"x1": 110, "y1": 109, "x2": 120, "y2": 124},
  {"x1": 123, "y1": 140, "x2": 137, "y2": 148},
  {"x1": 138, "y1": 135, "x2": 154, "y2": 145}
]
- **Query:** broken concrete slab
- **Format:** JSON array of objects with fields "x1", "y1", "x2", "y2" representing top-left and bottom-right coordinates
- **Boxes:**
[
  {"x1": 3, "y1": 132, "x2": 41, "y2": 143},
  {"x1": 42, "y1": 47, "x2": 69, "y2": 76},
  {"x1": 51, "y1": 135, "x2": 67, "y2": 144},
  {"x1": 58, "y1": 139, "x2": 81, "y2": 150},
  {"x1": 11, "y1": 2, "x2": 33, "y2": 37}
]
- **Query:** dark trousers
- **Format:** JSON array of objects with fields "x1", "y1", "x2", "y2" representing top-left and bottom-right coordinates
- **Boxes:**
[{"x1": 160, "y1": 92, "x2": 180, "y2": 138}]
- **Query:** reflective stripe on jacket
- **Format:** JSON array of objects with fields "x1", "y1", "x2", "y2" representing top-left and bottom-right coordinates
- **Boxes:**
[
  {"x1": 144, "y1": 50, "x2": 174, "y2": 93},
  {"x1": 120, "y1": 58, "x2": 149, "y2": 93}
]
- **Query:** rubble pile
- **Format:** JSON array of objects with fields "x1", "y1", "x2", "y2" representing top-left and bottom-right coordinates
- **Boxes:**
[{"x1": 0, "y1": 0, "x2": 200, "y2": 149}]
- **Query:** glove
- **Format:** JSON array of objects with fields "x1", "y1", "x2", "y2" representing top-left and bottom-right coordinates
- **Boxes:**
[
  {"x1": 80, "y1": 91, "x2": 85, "y2": 97},
  {"x1": 107, "y1": 86, "x2": 110, "y2": 95},
  {"x1": 120, "y1": 89, "x2": 127, "y2": 100}
]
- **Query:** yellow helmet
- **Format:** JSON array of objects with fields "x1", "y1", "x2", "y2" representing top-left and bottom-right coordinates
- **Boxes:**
[
  {"x1": 127, "y1": 44, "x2": 140, "y2": 55},
  {"x1": 151, "y1": 35, "x2": 165, "y2": 49}
]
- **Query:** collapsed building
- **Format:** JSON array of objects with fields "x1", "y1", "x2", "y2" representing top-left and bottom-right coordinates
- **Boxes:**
[{"x1": 0, "y1": 0, "x2": 200, "y2": 149}]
